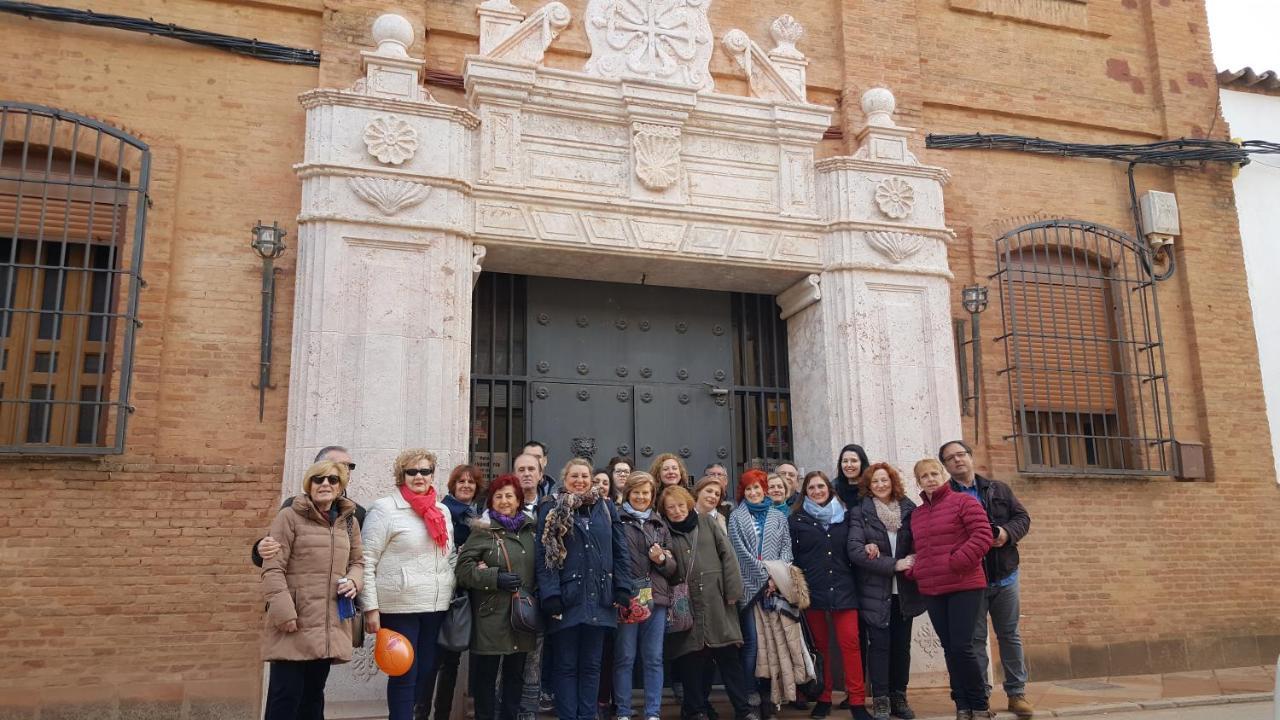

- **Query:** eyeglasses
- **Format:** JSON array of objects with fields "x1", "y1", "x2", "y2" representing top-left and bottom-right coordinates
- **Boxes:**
[
  {"x1": 405, "y1": 467, "x2": 435, "y2": 477},
  {"x1": 311, "y1": 475, "x2": 342, "y2": 486},
  {"x1": 942, "y1": 451, "x2": 970, "y2": 463}
]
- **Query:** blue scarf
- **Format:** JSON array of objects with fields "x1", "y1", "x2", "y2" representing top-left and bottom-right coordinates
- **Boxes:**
[
  {"x1": 745, "y1": 498, "x2": 772, "y2": 556},
  {"x1": 803, "y1": 497, "x2": 845, "y2": 530},
  {"x1": 621, "y1": 501, "x2": 652, "y2": 521},
  {"x1": 770, "y1": 499, "x2": 790, "y2": 515}
]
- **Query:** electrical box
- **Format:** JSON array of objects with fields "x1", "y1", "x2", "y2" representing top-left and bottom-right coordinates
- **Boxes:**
[{"x1": 1139, "y1": 190, "x2": 1180, "y2": 249}]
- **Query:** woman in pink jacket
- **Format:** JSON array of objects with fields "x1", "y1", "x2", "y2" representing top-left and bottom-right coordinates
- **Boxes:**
[{"x1": 904, "y1": 458, "x2": 994, "y2": 720}]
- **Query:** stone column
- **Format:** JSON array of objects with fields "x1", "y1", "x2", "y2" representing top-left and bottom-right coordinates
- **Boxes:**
[
  {"x1": 787, "y1": 88, "x2": 959, "y2": 684},
  {"x1": 285, "y1": 13, "x2": 482, "y2": 707}
]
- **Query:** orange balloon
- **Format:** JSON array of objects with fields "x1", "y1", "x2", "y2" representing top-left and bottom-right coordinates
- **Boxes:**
[{"x1": 374, "y1": 628, "x2": 415, "y2": 677}]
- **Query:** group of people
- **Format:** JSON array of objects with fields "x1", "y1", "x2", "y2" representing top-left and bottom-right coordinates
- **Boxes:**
[{"x1": 255, "y1": 439, "x2": 1033, "y2": 720}]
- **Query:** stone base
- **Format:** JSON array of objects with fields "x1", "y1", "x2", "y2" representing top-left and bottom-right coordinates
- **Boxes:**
[{"x1": 1024, "y1": 633, "x2": 1280, "y2": 681}]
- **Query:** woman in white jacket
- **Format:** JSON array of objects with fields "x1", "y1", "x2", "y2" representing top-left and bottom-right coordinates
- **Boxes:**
[{"x1": 361, "y1": 448, "x2": 457, "y2": 720}]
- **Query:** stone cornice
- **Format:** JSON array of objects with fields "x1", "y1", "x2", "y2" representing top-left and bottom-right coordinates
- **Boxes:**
[
  {"x1": 815, "y1": 156, "x2": 951, "y2": 184},
  {"x1": 825, "y1": 220, "x2": 955, "y2": 240},
  {"x1": 295, "y1": 162, "x2": 475, "y2": 193},
  {"x1": 296, "y1": 210, "x2": 471, "y2": 235},
  {"x1": 299, "y1": 89, "x2": 481, "y2": 128},
  {"x1": 824, "y1": 260, "x2": 954, "y2": 279}
]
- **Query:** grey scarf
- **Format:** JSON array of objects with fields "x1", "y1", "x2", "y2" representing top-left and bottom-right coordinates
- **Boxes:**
[{"x1": 874, "y1": 497, "x2": 902, "y2": 533}]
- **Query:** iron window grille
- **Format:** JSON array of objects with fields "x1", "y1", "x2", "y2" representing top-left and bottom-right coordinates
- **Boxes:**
[
  {"x1": 0, "y1": 103, "x2": 148, "y2": 454},
  {"x1": 730, "y1": 292, "x2": 793, "y2": 479},
  {"x1": 993, "y1": 220, "x2": 1175, "y2": 475}
]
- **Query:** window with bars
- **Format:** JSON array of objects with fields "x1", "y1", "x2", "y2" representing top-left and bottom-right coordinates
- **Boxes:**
[
  {"x1": 993, "y1": 220, "x2": 1175, "y2": 475},
  {"x1": 0, "y1": 104, "x2": 149, "y2": 453}
]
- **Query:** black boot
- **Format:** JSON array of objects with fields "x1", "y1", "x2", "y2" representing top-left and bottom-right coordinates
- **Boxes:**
[
  {"x1": 850, "y1": 707, "x2": 874, "y2": 720},
  {"x1": 888, "y1": 694, "x2": 914, "y2": 720},
  {"x1": 809, "y1": 701, "x2": 830, "y2": 719}
]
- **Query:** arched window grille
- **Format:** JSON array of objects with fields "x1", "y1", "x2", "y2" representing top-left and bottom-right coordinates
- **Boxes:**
[
  {"x1": 0, "y1": 103, "x2": 149, "y2": 453},
  {"x1": 993, "y1": 220, "x2": 1175, "y2": 475}
]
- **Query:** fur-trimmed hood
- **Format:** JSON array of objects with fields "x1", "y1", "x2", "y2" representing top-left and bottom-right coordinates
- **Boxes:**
[{"x1": 762, "y1": 559, "x2": 810, "y2": 610}]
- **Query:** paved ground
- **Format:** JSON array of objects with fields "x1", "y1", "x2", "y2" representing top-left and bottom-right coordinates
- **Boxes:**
[{"x1": 1040, "y1": 700, "x2": 1272, "y2": 719}]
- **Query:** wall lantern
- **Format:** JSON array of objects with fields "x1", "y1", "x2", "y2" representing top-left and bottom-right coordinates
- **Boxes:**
[
  {"x1": 251, "y1": 221, "x2": 287, "y2": 421},
  {"x1": 956, "y1": 284, "x2": 989, "y2": 437}
]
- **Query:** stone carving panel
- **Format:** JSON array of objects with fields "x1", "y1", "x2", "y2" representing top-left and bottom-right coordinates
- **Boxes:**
[
  {"x1": 632, "y1": 123, "x2": 682, "y2": 190},
  {"x1": 348, "y1": 177, "x2": 431, "y2": 215},
  {"x1": 584, "y1": 0, "x2": 715, "y2": 91},
  {"x1": 363, "y1": 115, "x2": 418, "y2": 165}
]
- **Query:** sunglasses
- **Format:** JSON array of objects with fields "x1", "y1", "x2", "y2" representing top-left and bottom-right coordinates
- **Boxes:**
[
  {"x1": 311, "y1": 475, "x2": 342, "y2": 486},
  {"x1": 344, "y1": 462, "x2": 357, "y2": 471},
  {"x1": 404, "y1": 467, "x2": 435, "y2": 477}
]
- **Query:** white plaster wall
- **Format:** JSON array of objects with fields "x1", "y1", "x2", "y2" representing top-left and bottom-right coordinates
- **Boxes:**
[{"x1": 1220, "y1": 88, "x2": 1280, "y2": 483}]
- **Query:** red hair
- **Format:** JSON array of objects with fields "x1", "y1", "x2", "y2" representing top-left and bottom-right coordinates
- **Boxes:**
[
  {"x1": 736, "y1": 469, "x2": 769, "y2": 502},
  {"x1": 486, "y1": 473, "x2": 523, "y2": 511}
]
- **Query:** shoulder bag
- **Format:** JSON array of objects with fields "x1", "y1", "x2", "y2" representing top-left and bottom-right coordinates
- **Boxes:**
[
  {"x1": 497, "y1": 533, "x2": 542, "y2": 634},
  {"x1": 344, "y1": 516, "x2": 366, "y2": 648},
  {"x1": 665, "y1": 525, "x2": 698, "y2": 633}
]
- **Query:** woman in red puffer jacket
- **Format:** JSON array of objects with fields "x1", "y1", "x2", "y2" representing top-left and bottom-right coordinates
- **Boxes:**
[{"x1": 904, "y1": 458, "x2": 994, "y2": 720}]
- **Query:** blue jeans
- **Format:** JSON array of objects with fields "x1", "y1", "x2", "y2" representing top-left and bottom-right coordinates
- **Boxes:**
[
  {"x1": 550, "y1": 624, "x2": 607, "y2": 720},
  {"x1": 738, "y1": 604, "x2": 758, "y2": 691},
  {"x1": 381, "y1": 611, "x2": 447, "y2": 720},
  {"x1": 613, "y1": 605, "x2": 667, "y2": 718},
  {"x1": 973, "y1": 576, "x2": 1028, "y2": 697}
]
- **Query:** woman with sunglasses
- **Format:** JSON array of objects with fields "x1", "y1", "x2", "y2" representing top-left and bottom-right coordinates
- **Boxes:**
[
  {"x1": 360, "y1": 449, "x2": 457, "y2": 720},
  {"x1": 261, "y1": 460, "x2": 364, "y2": 720}
]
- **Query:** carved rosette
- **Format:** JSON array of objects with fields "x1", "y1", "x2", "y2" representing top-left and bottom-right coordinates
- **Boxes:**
[
  {"x1": 584, "y1": 0, "x2": 715, "y2": 91},
  {"x1": 363, "y1": 115, "x2": 418, "y2": 165},
  {"x1": 873, "y1": 177, "x2": 915, "y2": 219},
  {"x1": 866, "y1": 231, "x2": 928, "y2": 263},
  {"x1": 348, "y1": 177, "x2": 431, "y2": 214},
  {"x1": 632, "y1": 124, "x2": 682, "y2": 190}
]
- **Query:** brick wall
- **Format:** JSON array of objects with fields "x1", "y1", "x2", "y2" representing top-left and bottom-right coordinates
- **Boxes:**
[{"x1": 0, "y1": 0, "x2": 1276, "y2": 716}]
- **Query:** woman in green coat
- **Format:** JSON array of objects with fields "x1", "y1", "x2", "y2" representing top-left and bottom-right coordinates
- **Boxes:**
[
  {"x1": 457, "y1": 474, "x2": 537, "y2": 720},
  {"x1": 660, "y1": 486, "x2": 756, "y2": 720}
]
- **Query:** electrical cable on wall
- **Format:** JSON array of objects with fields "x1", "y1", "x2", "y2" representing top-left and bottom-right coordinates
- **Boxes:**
[
  {"x1": 926, "y1": 133, "x2": 1280, "y2": 282},
  {"x1": 0, "y1": 0, "x2": 320, "y2": 66}
]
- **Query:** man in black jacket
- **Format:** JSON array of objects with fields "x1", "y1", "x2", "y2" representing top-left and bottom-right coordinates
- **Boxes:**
[
  {"x1": 939, "y1": 440, "x2": 1034, "y2": 719},
  {"x1": 521, "y1": 439, "x2": 557, "y2": 500}
]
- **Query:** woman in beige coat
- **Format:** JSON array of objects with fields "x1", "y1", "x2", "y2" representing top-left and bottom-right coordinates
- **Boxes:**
[{"x1": 261, "y1": 460, "x2": 364, "y2": 720}]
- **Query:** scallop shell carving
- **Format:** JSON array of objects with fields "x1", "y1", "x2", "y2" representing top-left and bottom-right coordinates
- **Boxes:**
[
  {"x1": 633, "y1": 123, "x2": 682, "y2": 191},
  {"x1": 866, "y1": 231, "x2": 928, "y2": 263},
  {"x1": 363, "y1": 115, "x2": 418, "y2": 165},
  {"x1": 348, "y1": 177, "x2": 431, "y2": 215}
]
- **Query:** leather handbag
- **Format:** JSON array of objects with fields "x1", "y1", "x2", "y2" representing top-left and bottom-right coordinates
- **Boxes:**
[
  {"x1": 498, "y1": 535, "x2": 542, "y2": 634},
  {"x1": 344, "y1": 516, "x2": 366, "y2": 648},
  {"x1": 437, "y1": 591, "x2": 472, "y2": 652}
]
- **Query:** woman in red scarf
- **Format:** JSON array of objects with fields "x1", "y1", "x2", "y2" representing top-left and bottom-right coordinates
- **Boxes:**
[{"x1": 359, "y1": 448, "x2": 456, "y2": 720}]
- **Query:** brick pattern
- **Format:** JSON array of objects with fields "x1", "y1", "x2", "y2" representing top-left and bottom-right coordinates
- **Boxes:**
[{"x1": 0, "y1": 0, "x2": 1276, "y2": 716}]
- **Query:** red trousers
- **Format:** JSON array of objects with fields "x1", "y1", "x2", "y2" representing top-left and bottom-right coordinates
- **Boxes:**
[{"x1": 805, "y1": 608, "x2": 865, "y2": 704}]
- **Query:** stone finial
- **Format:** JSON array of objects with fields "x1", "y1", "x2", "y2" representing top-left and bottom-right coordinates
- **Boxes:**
[
  {"x1": 371, "y1": 13, "x2": 415, "y2": 58},
  {"x1": 769, "y1": 15, "x2": 804, "y2": 59},
  {"x1": 862, "y1": 87, "x2": 896, "y2": 127}
]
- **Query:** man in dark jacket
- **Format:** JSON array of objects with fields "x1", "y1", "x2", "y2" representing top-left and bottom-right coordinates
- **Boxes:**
[
  {"x1": 939, "y1": 441, "x2": 1034, "y2": 719},
  {"x1": 521, "y1": 439, "x2": 558, "y2": 500}
]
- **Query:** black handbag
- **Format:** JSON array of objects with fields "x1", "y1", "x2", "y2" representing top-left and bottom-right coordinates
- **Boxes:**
[
  {"x1": 498, "y1": 537, "x2": 542, "y2": 633},
  {"x1": 797, "y1": 612, "x2": 825, "y2": 701},
  {"x1": 437, "y1": 591, "x2": 472, "y2": 652}
]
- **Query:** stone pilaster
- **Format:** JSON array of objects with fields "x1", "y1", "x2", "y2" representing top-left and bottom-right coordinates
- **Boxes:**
[{"x1": 787, "y1": 89, "x2": 959, "y2": 682}]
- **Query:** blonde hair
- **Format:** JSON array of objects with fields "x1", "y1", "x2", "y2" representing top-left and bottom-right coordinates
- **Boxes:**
[
  {"x1": 659, "y1": 485, "x2": 695, "y2": 515},
  {"x1": 393, "y1": 448, "x2": 438, "y2": 487},
  {"x1": 913, "y1": 457, "x2": 946, "y2": 479},
  {"x1": 303, "y1": 460, "x2": 350, "y2": 494},
  {"x1": 649, "y1": 453, "x2": 689, "y2": 486},
  {"x1": 560, "y1": 457, "x2": 594, "y2": 484},
  {"x1": 623, "y1": 471, "x2": 656, "y2": 502}
]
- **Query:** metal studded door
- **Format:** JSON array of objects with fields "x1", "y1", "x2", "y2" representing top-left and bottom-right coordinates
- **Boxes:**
[{"x1": 526, "y1": 277, "x2": 733, "y2": 478}]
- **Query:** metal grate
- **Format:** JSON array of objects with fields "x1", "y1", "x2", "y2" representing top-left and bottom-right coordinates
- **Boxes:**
[
  {"x1": 0, "y1": 103, "x2": 149, "y2": 454},
  {"x1": 469, "y1": 272, "x2": 527, "y2": 483},
  {"x1": 730, "y1": 292, "x2": 793, "y2": 479},
  {"x1": 993, "y1": 220, "x2": 1175, "y2": 475}
]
